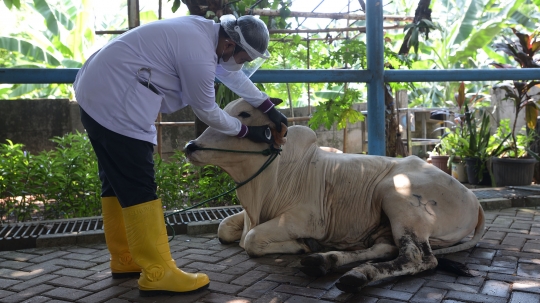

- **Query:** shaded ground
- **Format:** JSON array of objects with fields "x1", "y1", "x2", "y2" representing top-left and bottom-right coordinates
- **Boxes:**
[{"x1": 0, "y1": 207, "x2": 540, "y2": 303}]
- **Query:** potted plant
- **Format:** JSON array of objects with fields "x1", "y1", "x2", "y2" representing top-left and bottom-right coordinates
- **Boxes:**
[
  {"x1": 430, "y1": 82, "x2": 485, "y2": 181},
  {"x1": 490, "y1": 28, "x2": 540, "y2": 186},
  {"x1": 430, "y1": 133, "x2": 453, "y2": 175},
  {"x1": 440, "y1": 127, "x2": 469, "y2": 181},
  {"x1": 457, "y1": 102, "x2": 510, "y2": 186}
]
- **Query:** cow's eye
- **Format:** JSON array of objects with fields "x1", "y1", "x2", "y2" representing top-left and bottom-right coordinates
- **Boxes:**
[{"x1": 238, "y1": 112, "x2": 251, "y2": 118}]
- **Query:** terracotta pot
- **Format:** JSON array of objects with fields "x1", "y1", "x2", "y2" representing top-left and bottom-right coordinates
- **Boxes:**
[
  {"x1": 431, "y1": 155, "x2": 451, "y2": 175},
  {"x1": 492, "y1": 157, "x2": 537, "y2": 187}
]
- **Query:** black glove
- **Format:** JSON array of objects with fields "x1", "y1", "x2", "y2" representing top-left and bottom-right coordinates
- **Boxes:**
[
  {"x1": 245, "y1": 126, "x2": 272, "y2": 144},
  {"x1": 266, "y1": 107, "x2": 288, "y2": 133}
]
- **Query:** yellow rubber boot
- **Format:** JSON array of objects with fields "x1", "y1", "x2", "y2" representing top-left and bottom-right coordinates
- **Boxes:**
[
  {"x1": 123, "y1": 199, "x2": 210, "y2": 296},
  {"x1": 102, "y1": 197, "x2": 142, "y2": 279}
]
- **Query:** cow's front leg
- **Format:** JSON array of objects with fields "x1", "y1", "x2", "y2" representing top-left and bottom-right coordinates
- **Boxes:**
[
  {"x1": 300, "y1": 240, "x2": 398, "y2": 277},
  {"x1": 335, "y1": 232, "x2": 437, "y2": 293},
  {"x1": 243, "y1": 216, "x2": 314, "y2": 257},
  {"x1": 218, "y1": 210, "x2": 245, "y2": 244}
]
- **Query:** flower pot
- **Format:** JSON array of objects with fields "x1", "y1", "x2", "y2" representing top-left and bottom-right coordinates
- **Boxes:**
[
  {"x1": 431, "y1": 155, "x2": 451, "y2": 175},
  {"x1": 465, "y1": 157, "x2": 490, "y2": 186},
  {"x1": 451, "y1": 160, "x2": 468, "y2": 183},
  {"x1": 492, "y1": 157, "x2": 537, "y2": 187}
]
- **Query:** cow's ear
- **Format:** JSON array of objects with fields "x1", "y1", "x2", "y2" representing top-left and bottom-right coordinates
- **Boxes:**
[{"x1": 269, "y1": 98, "x2": 284, "y2": 106}]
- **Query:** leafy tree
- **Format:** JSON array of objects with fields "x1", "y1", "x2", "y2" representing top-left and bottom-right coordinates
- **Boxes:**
[{"x1": 392, "y1": 0, "x2": 540, "y2": 107}]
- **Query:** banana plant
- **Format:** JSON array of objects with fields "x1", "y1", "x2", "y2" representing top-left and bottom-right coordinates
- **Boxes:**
[
  {"x1": 404, "y1": 0, "x2": 539, "y2": 107},
  {"x1": 0, "y1": 0, "x2": 91, "y2": 99},
  {"x1": 0, "y1": 0, "x2": 163, "y2": 99}
]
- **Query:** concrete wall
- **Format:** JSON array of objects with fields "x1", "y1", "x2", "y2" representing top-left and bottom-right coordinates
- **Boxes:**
[
  {"x1": 1, "y1": 99, "x2": 366, "y2": 157},
  {"x1": 0, "y1": 99, "x2": 84, "y2": 153}
]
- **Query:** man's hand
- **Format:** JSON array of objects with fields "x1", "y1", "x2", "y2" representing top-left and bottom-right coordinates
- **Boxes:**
[
  {"x1": 266, "y1": 107, "x2": 288, "y2": 133},
  {"x1": 245, "y1": 126, "x2": 272, "y2": 144}
]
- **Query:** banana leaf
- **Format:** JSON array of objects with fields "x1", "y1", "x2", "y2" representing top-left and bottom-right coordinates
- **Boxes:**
[{"x1": 0, "y1": 36, "x2": 61, "y2": 66}]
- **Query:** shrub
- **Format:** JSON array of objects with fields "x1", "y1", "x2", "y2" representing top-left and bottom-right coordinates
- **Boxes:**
[{"x1": 1, "y1": 132, "x2": 238, "y2": 223}]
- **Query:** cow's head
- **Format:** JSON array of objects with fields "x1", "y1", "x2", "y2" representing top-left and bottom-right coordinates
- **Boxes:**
[{"x1": 184, "y1": 98, "x2": 287, "y2": 180}]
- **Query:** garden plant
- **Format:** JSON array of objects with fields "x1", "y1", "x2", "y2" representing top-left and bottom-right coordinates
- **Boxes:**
[{"x1": 0, "y1": 132, "x2": 237, "y2": 223}]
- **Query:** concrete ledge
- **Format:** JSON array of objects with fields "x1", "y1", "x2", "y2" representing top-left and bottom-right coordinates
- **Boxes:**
[
  {"x1": 36, "y1": 232, "x2": 78, "y2": 248},
  {"x1": 480, "y1": 198, "x2": 512, "y2": 211},
  {"x1": 77, "y1": 230, "x2": 105, "y2": 245},
  {"x1": 479, "y1": 195, "x2": 540, "y2": 211},
  {"x1": 187, "y1": 220, "x2": 221, "y2": 235}
]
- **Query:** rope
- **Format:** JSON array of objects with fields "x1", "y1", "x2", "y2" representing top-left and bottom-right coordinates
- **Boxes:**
[{"x1": 164, "y1": 145, "x2": 281, "y2": 241}]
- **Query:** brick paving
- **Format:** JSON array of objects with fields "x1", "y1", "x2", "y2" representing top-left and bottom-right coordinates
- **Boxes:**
[{"x1": 1, "y1": 207, "x2": 540, "y2": 302}]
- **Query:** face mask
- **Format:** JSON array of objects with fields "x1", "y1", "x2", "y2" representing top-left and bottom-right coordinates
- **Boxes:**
[
  {"x1": 219, "y1": 45, "x2": 243, "y2": 72},
  {"x1": 219, "y1": 55, "x2": 242, "y2": 72}
]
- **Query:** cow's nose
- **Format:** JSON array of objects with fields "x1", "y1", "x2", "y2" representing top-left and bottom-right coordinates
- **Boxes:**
[{"x1": 184, "y1": 141, "x2": 199, "y2": 155}]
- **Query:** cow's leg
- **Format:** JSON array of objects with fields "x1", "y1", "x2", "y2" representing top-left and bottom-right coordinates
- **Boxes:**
[
  {"x1": 218, "y1": 210, "x2": 245, "y2": 244},
  {"x1": 335, "y1": 230, "x2": 437, "y2": 293},
  {"x1": 300, "y1": 238, "x2": 398, "y2": 277},
  {"x1": 243, "y1": 216, "x2": 316, "y2": 257}
]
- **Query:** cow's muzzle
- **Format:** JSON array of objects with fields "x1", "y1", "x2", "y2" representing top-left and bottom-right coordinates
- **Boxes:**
[{"x1": 183, "y1": 141, "x2": 200, "y2": 156}]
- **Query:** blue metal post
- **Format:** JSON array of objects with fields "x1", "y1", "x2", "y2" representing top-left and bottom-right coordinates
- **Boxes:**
[{"x1": 366, "y1": 0, "x2": 385, "y2": 156}]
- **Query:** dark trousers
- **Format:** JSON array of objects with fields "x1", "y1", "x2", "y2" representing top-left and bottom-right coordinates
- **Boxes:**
[{"x1": 80, "y1": 107, "x2": 158, "y2": 207}]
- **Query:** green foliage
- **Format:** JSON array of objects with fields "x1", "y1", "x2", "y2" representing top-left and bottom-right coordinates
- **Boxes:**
[
  {"x1": 262, "y1": 34, "x2": 327, "y2": 108},
  {"x1": 155, "y1": 152, "x2": 238, "y2": 213},
  {"x1": 458, "y1": 103, "x2": 509, "y2": 163},
  {"x1": 309, "y1": 88, "x2": 365, "y2": 130},
  {"x1": 3, "y1": 0, "x2": 21, "y2": 10},
  {"x1": 215, "y1": 83, "x2": 240, "y2": 109},
  {"x1": 1, "y1": 133, "x2": 238, "y2": 222},
  {"x1": 400, "y1": 0, "x2": 538, "y2": 108},
  {"x1": 492, "y1": 28, "x2": 540, "y2": 158},
  {"x1": 170, "y1": 0, "x2": 181, "y2": 13},
  {"x1": 432, "y1": 127, "x2": 461, "y2": 157},
  {"x1": 0, "y1": 133, "x2": 101, "y2": 222},
  {"x1": 321, "y1": 40, "x2": 368, "y2": 69},
  {"x1": 492, "y1": 119, "x2": 537, "y2": 158},
  {"x1": 403, "y1": 18, "x2": 441, "y2": 55}
]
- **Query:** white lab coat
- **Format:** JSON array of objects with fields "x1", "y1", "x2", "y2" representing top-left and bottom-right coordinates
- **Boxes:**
[{"x1": 73, "y1": 15, "x2": 268, "y2": 144}]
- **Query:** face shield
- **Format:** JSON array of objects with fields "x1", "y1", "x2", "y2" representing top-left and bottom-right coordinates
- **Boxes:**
[
  {"x1": 241, "y1": 57, "x2": 266, "y2": 78},
  {"x1": 220, "y1": 15, "x2": 270, "y2": 78}
]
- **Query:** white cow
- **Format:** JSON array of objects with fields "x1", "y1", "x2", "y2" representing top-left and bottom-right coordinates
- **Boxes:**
[{"x1": 184, "y1": 99, "x2": 485, "y2": 293}]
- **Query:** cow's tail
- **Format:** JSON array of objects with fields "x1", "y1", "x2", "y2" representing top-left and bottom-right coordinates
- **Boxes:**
[{"x1": 432, "y1": 205, "x2": 485, "y2": 255}]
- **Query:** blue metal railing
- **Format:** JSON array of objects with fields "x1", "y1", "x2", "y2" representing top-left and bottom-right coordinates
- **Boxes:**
[
  {"x1": 2, "y1": 68, "x2": 538, "y2": 84},
  {"x1": 1, "y1": 1, "x2": 540, "y2": 155}
]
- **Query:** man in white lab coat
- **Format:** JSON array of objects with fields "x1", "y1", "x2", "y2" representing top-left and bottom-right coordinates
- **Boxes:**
[{"x1": 73, "y1": 14, "x2": 287, "y2": 297}]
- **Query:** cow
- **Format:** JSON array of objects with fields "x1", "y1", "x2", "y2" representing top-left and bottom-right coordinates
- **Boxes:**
[{"x1": 183, "y1": 98, "x2": 485, "y2": 293}]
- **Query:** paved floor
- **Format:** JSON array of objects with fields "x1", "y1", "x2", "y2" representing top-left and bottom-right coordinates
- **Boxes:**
[{"x1": 1, "y1": 206, "x2": 540, "y2": 303}]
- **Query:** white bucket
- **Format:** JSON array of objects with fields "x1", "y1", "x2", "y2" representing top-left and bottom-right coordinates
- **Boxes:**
[{"x1": 452, "y1": 161, "x2": 468, "y2": 183}]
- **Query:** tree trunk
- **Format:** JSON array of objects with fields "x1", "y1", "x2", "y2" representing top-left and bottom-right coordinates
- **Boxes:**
[{"x1": 384, "y1": 83, "x2": 403, "y2": 157}]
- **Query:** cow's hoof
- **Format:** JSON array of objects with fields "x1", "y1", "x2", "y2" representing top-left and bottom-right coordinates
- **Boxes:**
[
  {"x1": 336, "y1": 272, "x2": 368, "y2": 292},
  {"x1": 335, "y1": 282, "x2": 360, "y2": 293},
  {"x1": 299, "y1": 265, "x2": 327, "y2": 277},
  {"x1": 299, "y1": 254, "x2": 328, "y2": 277}
]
